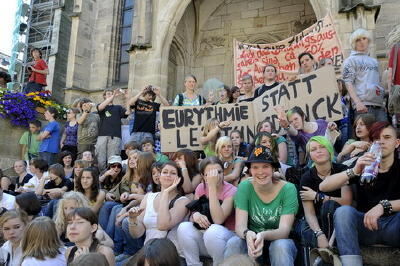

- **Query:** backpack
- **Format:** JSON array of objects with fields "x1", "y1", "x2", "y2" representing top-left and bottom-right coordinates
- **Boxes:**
[{"x1": 178, "y1": 93, "x2": 206, "y2": 106}]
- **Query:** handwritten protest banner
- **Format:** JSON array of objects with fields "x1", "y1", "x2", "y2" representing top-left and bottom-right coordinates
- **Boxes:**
[
  {"x1": 161, "y1": 66, "x2": 342, "y2": 152},
  {"x1": 233, "y1": 13, "x2": 343, "y2": 88}
]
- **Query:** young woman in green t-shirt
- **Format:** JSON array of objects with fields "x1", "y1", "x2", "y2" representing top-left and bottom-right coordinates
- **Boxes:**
[{"x1": 225, "y1": 145, "x2": 299, "y2": 265}]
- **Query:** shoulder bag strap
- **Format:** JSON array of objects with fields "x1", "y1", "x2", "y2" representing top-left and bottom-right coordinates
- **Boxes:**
[
  {"x1": 178, "y1": 93, "x2": 184, "y2": 106},
  {"x1": 28, "y1": 132, "x2": 32, "y2": 150},
  {"x1": 392, "y1": 43, "x2": 399, "y2": 82}
]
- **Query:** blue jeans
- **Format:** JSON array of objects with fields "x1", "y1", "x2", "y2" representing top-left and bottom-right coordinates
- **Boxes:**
[
  {"x1": 334, "y1": 205, "x2": 400, "y2": 256},
  {"x1": 39, "y1": 152, "x2": 57, "y2": 165},
  {"x1": 225, "y1": 235, "x2": 297, "y2": 266},
  {"x1": 355, "y1": 106, "x2": 387, "y2": 122},
  {"x1": 104, "y1": 204, "x2": 123, "y2": 253},
  {"x1": 129, "y1": 132, "x2": 153, "y2": 143},
  {"x1": 121, "y1": 217, "x2": 144, "y2": 255},
  {"x1": 98, "y1": 201, "x2": 120, "y2": 230}
]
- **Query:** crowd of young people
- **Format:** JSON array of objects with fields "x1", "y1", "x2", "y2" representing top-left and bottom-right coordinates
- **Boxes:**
[{"x1": 0, "y1": 28, "x2": 399, "y2": 266}]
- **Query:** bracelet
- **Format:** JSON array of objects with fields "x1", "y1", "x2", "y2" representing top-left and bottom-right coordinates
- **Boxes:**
[
  {"x1": 379, "y1": 200, "x2": 393, "y2": 215},
  {"x1": 243, "y1": 229, "x2": 250, "y2": 239},
  {"x1": 284, "y1": 125, "x2": 290, "y2": 130},
  {"x1": 313, "y1": 229, "x2": 324, "y2": 238},
  {"x1": 346, "y1": 168, "x2": 358, "y2": 179},
  {"x1": 181, "y1": 167, "x2": 187, "y2": 171},
  {"x1": 84, "y1": 110, "x2": 90, "y2": 113},
  {"x1": 314, "y1": 192, "x2": 325, "y2": 204}
]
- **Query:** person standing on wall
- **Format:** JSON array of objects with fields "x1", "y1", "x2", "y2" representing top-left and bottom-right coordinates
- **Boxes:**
[
  {"x1": 342, "y1": 28, "x2": 386, "y2": 122},
  {"x1": 24, "y1": 48, "x2": 49, "y2": 94},
  {"x1": 96, "y1": 88, "x2": 128, "y2": 171}
]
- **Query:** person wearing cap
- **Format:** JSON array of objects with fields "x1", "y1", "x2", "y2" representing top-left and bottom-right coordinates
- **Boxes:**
[
  {"x1": 99, "y1": 155, "x2": 124, "y2": 194},
  {"x1": 225, "y1": 145, "x2": 298, "y2": 265},
  {"x1": 98, "y1": 155, "x2": 125, "y2": 231}
]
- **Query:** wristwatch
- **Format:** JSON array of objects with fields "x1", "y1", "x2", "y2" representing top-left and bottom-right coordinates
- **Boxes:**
[{"x1": 313, "y1": 229, "x2": 324, "y2": 238}]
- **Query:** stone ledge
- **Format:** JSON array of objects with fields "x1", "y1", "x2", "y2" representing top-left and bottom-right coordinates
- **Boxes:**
[{"x1": 361, "y1": 246, "x2": 400, "y2": 266}]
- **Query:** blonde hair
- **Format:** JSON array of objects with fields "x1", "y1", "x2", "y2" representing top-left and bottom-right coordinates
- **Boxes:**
[
  {"x1": 202, "y1": 118, "x2": 219, "y2": 137},
  {"x1": 350, "y1": 28, "x2": 371, "y2": 50},
  {"x1": 54, "y1": 191, "x2": 89, "y2": 235},
  {"x1": 215, "y1": 136, "x2": 233, "y2": 159},
  {"x1": 0, "y1": 210, "x2": 29, "y2": 228},
  {"x1": 21, "y1": 216, "x2": 62, "y2": 261},
  {"x1": 386, "y1": 25, "x2": 400, "y2": 48},
  {"x1": 202, "y1": 118, "x2": 220, "y2": 151}
]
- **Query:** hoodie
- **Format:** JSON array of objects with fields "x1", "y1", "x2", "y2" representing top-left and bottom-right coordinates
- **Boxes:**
[{"x1": 342, "y1": 50, "x2": 384, "y2": 107}]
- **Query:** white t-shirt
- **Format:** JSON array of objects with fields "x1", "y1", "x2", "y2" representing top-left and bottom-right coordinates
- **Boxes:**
[
  {"x1": 0, "y1": 192, "x2": 15, "y2": 210},
  {"x1": 22, "y1": 173, "x2": 48, "y2": 192},
  {"x1": 0, "y1": 240, "x2": 22, "y2": 266},
  {"x1": 21, "y1": 248, "x2": 66, "y2": 266}
]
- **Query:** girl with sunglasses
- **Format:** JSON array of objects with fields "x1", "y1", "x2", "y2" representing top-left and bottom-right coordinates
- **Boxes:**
[{"x1": 99, "y1": 155, "x2": 124, "y2": 195}]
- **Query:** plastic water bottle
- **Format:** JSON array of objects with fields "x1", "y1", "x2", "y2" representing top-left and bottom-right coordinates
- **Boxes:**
[{"x1": 360, "y1": 141, "x2": 381, "y2": 185}]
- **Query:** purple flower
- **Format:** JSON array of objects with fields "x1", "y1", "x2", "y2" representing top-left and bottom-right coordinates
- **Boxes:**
[{"x1": 0, "y1": 91, "x2": 37, "y2": 127}]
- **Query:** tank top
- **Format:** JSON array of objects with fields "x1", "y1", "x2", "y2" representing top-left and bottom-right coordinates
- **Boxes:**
[
  {"x1": 143, "y1": 192, "x2": 187, "y2": 256},
  {"x1": 66, "y1": 239, "x2": 99, "y2": 265}
]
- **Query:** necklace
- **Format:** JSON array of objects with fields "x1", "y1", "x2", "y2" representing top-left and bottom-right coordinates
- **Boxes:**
[{"x1": 316, "y1": 168, "x2": 332, "y2": 178}]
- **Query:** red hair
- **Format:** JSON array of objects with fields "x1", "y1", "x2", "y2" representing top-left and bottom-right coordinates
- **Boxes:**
[{"x1": 369, "y1": 121, "x2": 391, "y2": 140}]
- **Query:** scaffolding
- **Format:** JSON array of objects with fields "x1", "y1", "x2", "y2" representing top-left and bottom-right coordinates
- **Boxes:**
[
  {"x1": 8, "y1": 0, "x2": 29, "y2": 90},
  {"x1": 21, "y1": 0, "x2": 61, "y2": 83},
  {"x1": 8, "y1": 0, "x2": 60, "y2": 89}
]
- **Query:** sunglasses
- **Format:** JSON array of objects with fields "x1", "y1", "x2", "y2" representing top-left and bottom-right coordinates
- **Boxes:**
[{"x1": 110, "y1": 164, "x2": 122, "y2": 169}]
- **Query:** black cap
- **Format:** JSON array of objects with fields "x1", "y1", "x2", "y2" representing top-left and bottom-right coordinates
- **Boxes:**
[{"x1": 246, "y1": 145, "x2": 280, "y2": 169}]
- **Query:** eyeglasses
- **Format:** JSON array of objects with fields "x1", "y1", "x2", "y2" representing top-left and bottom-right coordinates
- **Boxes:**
[{"x1": 110, "y1": 164, "x2": 122, "y2": 169}]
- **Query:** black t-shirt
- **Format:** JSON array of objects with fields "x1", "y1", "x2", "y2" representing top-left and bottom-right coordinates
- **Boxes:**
[
  {"x1": 44, "y1": 178, "x2": 74, "y2": 191},
  {"x1": 350, "y1": 158, "x2": 400, "y2": 213},
  {"x1": 238, "y1": 96, "x2": 254, "y2": 103},
  {"x1": 16, "y1": 173, "x2": 33, "y2": 189},
  {"x1": 97, "y1": 105, "x2": 127, "y2": 138},
  {"x1": 131, "y1": 99, "x2": 160, "y2": 134},
  {"x1": 301, "y1": 163, "x2": 348, "y2": 214},
  {"x1": 254, "y1": 82, "x2": 280, "y2": 98}
]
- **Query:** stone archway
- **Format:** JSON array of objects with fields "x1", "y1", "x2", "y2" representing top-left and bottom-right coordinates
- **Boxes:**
[
  {"x1": 164, "y1": 0, "x2": 318, "y2": 90},
  {"x1": 167, "y1": 38, "x2": 186, "y2": 101},
  {"x1": 129, "y1": 0, "x2": 329, "y2": 97}
]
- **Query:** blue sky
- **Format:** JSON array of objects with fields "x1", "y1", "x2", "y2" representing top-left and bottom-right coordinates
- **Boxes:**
[{"x1": 0, "y1": 1, "x2": 17, "y2": 55}]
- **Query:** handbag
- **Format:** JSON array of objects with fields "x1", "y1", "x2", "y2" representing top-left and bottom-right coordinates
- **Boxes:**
[
  {"x1": 309, "y1": 230, "x2": 342, "y2": 266},
  {"x1": 185, "y1": 195, "x2": 222, "y2": 230},
  {"x1": 310, "y1": 248, "x2": 342, "y2": 266}
]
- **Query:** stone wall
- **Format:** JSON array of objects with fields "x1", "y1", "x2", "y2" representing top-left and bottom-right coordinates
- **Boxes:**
[
  {"x1": 47, "y1": 0, "x2": 74, "y2": 102},
  {"x1": 374, "y1": 0, "x2": 400, "y2": 65},
  {"x1": 0, "y1": 119, "x2": 26, "y2": 171},
  {"x1": 42, "y1": 0, "x2": 400, "y2": 106},
  {"x1": 167, "y1": 0, "x2": 317, "y2": 98}
]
